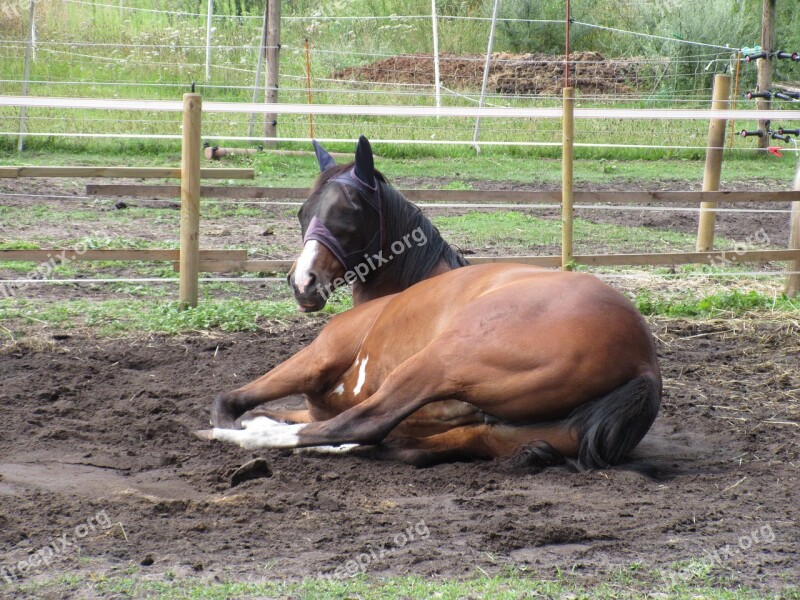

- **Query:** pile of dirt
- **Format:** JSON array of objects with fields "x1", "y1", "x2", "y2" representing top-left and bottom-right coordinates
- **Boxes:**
[{"x1": 333, "y1": 51, "x2": 638, "y2": 96}]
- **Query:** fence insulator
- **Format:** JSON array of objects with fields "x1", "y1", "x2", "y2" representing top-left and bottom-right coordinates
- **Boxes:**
[
  {"x1": 774, "y1": 91, "x2": 800, "y2": 101},
  {"x1": 745, "y1": 91, "x2": 772, "y2": 100},
  {"x1": 744, "y1": 52, "x2": 769, "y2": 62},
  {"x1": 740, "y1": 129, "x2": 765, "y2": 138},
  {"x1": 778, "y1": 127, "x2": 800, "y2": 136},
  {"x1": 775, "y1": 51, "x2": 800, "y2": 61},
  {"x1": 771, "y1": 132, "x2": 792, "y2": 142}
]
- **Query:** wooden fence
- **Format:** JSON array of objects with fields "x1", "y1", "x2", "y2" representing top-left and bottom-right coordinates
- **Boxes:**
[
  {"x1": 79, "y1": 185, "x2": 800, "y2": 273},
  {"x1": 2, "y1": 88, "x2": 800, "y2": 304}
]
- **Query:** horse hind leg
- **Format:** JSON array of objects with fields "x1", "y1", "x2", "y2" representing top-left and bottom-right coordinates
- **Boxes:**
[
  {"x1": 383, "y1": 374, "x2": 660, "y2": 471},
  {"x1": 377, "y1": 421, "x2": 580, "y2": 468},
  {"x1": 514, "y1": 374, "x2": 661, "y2": 472}
]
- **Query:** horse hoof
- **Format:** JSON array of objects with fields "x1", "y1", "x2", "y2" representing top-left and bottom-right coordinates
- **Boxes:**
[
  {"x1": 211, "y1": 393, "x2": 240, "y2": 429},
  {"x1": 194, "y1": 429, "x2": 215, "y2": 441}
]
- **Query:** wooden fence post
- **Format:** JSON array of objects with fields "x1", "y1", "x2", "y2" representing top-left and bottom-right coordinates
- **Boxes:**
[
  {"x1": 17, "y1": 0, "x2": 36, "y2": 153},
  {"x1": 696, "y1": 74, "x2": 731, "y2": 252},
  {"x1": 786, "y1": 163, "x2": 800, "y2": 297},
  {"x1": 179, "y1": 93, "x2": 202, "y2": 309},
  {"x1": 757, "y1": 0, "x2": 776, "y2": 150},
  {"x1": 562, "y1": 86, "x2": 575, "y2": 271},
  {"x1": 263, "y1": 0, "x2": 281, "y2": 144}
]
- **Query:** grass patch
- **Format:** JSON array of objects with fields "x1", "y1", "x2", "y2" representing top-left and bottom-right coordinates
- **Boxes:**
[
  {"x1": 5, "y1": 569, "x2": 798, "y2": 599},
  {"x1": 432, "y1": 211, "x2": 733, "y2": 252},
  {"x1": 634, "y1": 290, "x2": 800, "y2": 317},
  {"x1": 0, "y1": 293, "x2": 353, "y2": 337},
  {"x1": 1, "y1": 287, "x2": 797, "y2": 341},
  {"x1": 1, "y1": 149, "x2": 795, "y2": 187}
]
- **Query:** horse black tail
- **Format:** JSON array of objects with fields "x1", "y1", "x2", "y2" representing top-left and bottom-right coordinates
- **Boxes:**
[
  {"x1": 508, "y1": 374, "x2": 661, "y2": 476},
  {"x1": 569, "y1": 374, "x2": 661, "y2": 470}
]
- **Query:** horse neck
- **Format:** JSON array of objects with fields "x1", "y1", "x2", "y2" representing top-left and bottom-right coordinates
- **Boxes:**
[{"x1": 352, "y1": 184, "x2": 467, "y2": 304}]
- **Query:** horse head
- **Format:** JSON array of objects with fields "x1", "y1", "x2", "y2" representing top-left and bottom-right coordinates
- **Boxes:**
[{"x1": 287, "y1": 136, "x2": 384, "y2": 312}]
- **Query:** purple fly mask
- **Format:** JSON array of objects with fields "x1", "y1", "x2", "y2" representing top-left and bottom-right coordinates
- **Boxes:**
[{"x1": 302, "y1": 168, "x2": 383, "y2": 272}]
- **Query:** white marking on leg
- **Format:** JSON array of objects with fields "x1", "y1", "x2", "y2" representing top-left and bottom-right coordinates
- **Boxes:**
[
  {"x1": 353, "y1": 356, "x2": 369, "y2": 396},
  {"x1": 332, "y1": 383, "x2": 345, "y2": 396},
  {"x1": 241, "y1": 416, "x2": 282, "y2": 430},
  {"x1": 294, "y1": 240, "x2": 321, "y2": 294},
  {"x1": 294, "y1": 444, "x2": 360, "y2": 455},
  {"x1": 211, "y1": 417, "x2": 305, "y2": 449}
]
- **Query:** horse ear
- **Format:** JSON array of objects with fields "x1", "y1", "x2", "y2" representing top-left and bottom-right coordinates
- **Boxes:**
[
  {"x1": 354, "y1": 135, "x2": 376, "y2": 187},
  {"x1": 312, "y1": 139, "x2": 336, "y2": 172}
]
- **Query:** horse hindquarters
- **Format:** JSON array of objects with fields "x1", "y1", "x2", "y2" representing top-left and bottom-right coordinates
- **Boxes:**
[{"x1": 511, "y1": 373, "x2": 661, "y2": 471}]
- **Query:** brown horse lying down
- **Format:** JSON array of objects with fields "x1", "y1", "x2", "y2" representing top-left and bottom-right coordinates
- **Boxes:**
[{"x1": 197, "y1": 136, "x2": 661, "y2": 469}]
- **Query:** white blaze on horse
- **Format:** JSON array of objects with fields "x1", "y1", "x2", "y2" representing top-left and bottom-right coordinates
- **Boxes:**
[{"x1": 196, "y1": 136, "x2": 661, "y2": 470}]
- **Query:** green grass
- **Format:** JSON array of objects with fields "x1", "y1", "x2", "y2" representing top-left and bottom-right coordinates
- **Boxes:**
[
  {"x1": 6, "y1": 568, "x2": 799, "y2": 599},
  {"x1": 2, "y1": 0, "x2": 798, "y2": 160},
  {"x1": 0, "y1": 287, "x2": 796, "y2": 340},
  {"x1": 1, "y1": 147, "x2": 794, "y2": 186},
  {"x1": 634, "y1": 289, "x2": 800, "y2": 317},
  {"x1": 432, "y1": 210, "x2": 736, "y2": 252},
  {"x1": 0, "y1": 292, "x2": 353, "y2": 337}
]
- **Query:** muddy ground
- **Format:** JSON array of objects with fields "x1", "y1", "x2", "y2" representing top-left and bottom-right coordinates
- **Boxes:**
[
  {"x1": 0, "y1": 175, "x2": 798, "y2": 594},
  {"x1": 0, "y1": 317, "x2": 798, "y2": 594},
  {"x1": 334, "y1": 51, "x2": 641, "y2": 96}
]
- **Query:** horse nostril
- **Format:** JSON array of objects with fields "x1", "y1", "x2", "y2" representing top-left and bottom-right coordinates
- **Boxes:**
[{"x1": 307, "y1": 272, "x2": 318, "y2": 289}]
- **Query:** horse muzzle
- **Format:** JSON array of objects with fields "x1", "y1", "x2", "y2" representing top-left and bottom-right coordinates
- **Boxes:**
[{"x1": 287, "y1": 270, "x2": 328, "y2": 312}]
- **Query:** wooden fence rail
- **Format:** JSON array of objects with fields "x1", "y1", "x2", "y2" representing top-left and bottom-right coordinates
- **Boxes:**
[
  {"x1": 84, "y1": 185, "x2": 800, "y2": 205},
  {"x1": 186, "y1": 249, "x2": 800, "y2": 274},
  {"x1": 0, "y1": 166, "x2": 253, "y2": 179},
  {"x1": 4, "y1": 88, "x2": 800, "y2": 302},
  {"x1": 0, "y1": 250, "x2": 246, "y2": 263}
]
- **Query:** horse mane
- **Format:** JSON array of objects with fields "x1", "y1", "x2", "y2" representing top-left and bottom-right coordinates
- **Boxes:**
[
  {"x1": 312, "y1": 162, "x2": 469, "y2": 290},
  {"x1": 376, "y1": 182, "x2": 469, "y2": 289}
]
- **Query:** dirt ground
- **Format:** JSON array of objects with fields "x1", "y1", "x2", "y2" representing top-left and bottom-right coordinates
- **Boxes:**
[
  {"x1": 0, "y1": 175, "x2": 798, "y2": 594},
  {"x1": 0, "y1": 317, "x2": 798, "y2": 593}
]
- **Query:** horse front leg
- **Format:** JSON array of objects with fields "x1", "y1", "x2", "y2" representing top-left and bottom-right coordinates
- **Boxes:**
[
  {"x1": 211, "y1": 351, "x2": 323, "y2": 428},
  {"x1": 211, "y1": 312, "x2": 372, "y2": 428},
  {"x1": 201, "y1": 347, "x2": 458, "y2": 449}
]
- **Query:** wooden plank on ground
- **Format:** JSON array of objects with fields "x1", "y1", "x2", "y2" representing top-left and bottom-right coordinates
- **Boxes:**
[
  {"x1": 85, "y1": 184, "x2": 800, "y2": 204},
  {"x1": 0, "y1": 249, "x2": 247, "y2": 262},
  {"x1": 0, "y1": 167, "x2": 254, "y2": 179}
]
